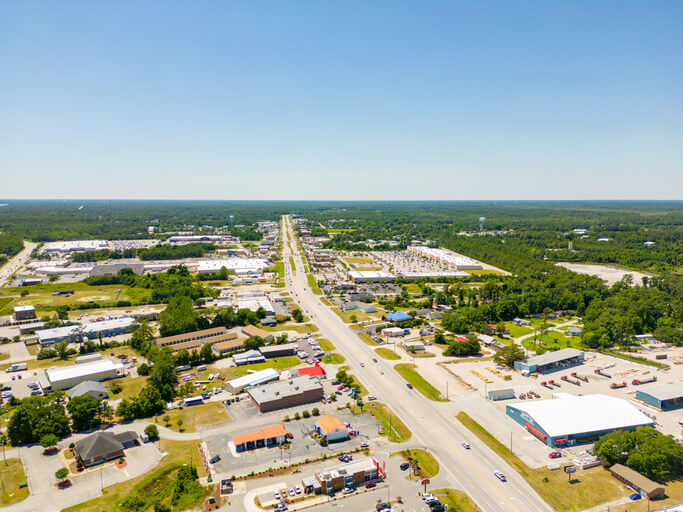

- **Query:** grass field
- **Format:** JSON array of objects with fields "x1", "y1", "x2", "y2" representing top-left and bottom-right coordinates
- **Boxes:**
[
  {"x1": 273, "y1": 261, "x2": 285, "y2": 278},
  {"x1": 62, "y1": 440, "x2": 208, "y2": 512},
  {"x1": 393, "y1": 449, "x2": 439, "y2": 478},
  {"x1": 375, "y1": 347, "x2": 401, "y2": 360},
  {"x1": 322, "y1": 353, "x2": 346, "y2": 364},
  {"x1": 364, "y1": 402, "x2": 411, "y2": 443},
  {"x1": 0, "y1": 459, "x2": 29, "y2": 506},
  {"x1": 503, "y1": 322, "x2": 534, "y2": 338},
  {"x1": 0, "y1": 281, "x2": 152, "y2": 316},
  {"x1": 522, "y1": 332, "x2": 583, "y2": 352},
  {"x1": 306, "y1": 274, "x2": 322, "y2": 295},
  {"x1": 320, "y1": 297, "x2": 333, "y2": 306},
  {"x1": 162, "y1": 401, "x2": 230, "y2": 432},
  {"x1": 331, "y1": 307, "x2": 373, "y2": 323},
  {"x1": 431, "y1": 488, "x2": 481, "y2": 512},
  {"x1": 604, "y1": 349, "x2": 668, "y2": 369},
  {"x1": 262, "y1": 323, "x2": 319, "y2": 334},
  {"x1": 394, "y1": 363, "x2": 446, "y2": 401},
  {"x1": 456, "y1": 412, "x2": 630, "y2": 511},
  {"x1": 107, "y1": 375, "x2": 147, "y2": 402}
]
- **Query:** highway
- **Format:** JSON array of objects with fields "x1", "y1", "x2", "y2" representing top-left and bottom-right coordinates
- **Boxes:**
[
  {"x1": 280, "y1": 216, "x2": 552, "y2": 512},
  {"x1": 0, "y1": 241, "x2": 38, "y2": 288}
]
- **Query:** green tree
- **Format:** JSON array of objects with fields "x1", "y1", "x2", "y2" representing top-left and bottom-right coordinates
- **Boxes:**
[
  {"x1": 55, "y1": 467, "x2": 69, "y2": 482},
  {"x1": 493, "y1": 344, "x2": 526, "y2": 368},
  {"x1": 291, "y1": 309, "x2": 304, "y2": 323},
  {"x1": 144, "y1": 424, "x2": 159, "y2": 440},
  {"x1": 40, "y1": 433, "x2": 58, "y2": 450},
  {"x1": 159, "y1": 295, "x2": 198, "y2": 337},
  {"x1": 67, "y1": 395, "x2": 102, "y2": 431},
  {"x1": 55, "y1": 341, "x2": 69, "y2": 360}
]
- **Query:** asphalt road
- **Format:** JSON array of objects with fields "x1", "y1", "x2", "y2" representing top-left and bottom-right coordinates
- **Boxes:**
[
  {"x1": 0, "y1": 241, "x2": 38, "y2": 288},
  {"x1": 281, "y1": 216, "x2": 552, "y2": 512}
]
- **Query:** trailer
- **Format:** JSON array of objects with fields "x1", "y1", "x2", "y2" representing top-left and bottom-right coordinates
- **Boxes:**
[
  {"x1": 594, "y1": 368, "x2": 611, "y2": 378},
  {"x1": 5, "y1": 363, "x2": 27, "y2": 373},
  {"x1": 632, "y1": 376, "x2": 657, "y2": 385},
  {"x1": 610, "y1": 381, "x2": 627, "y2": 389},
  {"x1": 571, "y1": 372, "x2": 589, "y2": 382}
]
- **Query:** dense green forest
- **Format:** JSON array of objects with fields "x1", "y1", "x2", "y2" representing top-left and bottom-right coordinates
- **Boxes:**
[{"x1": 0, "y1": 232, "x2": 24, "y2": 265}]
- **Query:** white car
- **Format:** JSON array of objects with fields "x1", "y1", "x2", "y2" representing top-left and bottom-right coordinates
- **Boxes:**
[
  {"x1": 295, "y1": 486, "x2": 301, "y2": 494},
  {"x1": 342, "y1": 487, "x2": 354, "y2": 494},
  {"x1": 360, "y1": 362, "x2": 365, "y2": 367},
  {"x1": 422, "y1": 493, "x2": 436, "y2": 501},
  {"x1": 273, "y1": 491, "x2": 281, "y2": 500},
  {"x1": 367, "y1": 395, "x2": 377, "y2": 401},
  {"x1": 288, "y1": 488, "x2": 295, "y2": 496},
  {"x1": 495, "y1": 471, "x2": 507, "y2": 482},
  {"x1": 462, "y1": 441, "x2": 471, "y2": 449}
]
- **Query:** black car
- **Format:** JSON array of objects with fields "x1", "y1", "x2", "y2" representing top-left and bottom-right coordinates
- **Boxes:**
[
  {"x1": 429, "y1": 504, "x2": 445, "y2": 512},
  {"x1": 209, "y1": 455, "x2": 221, "y2": 464},
  {"x1": 400, "y1": 462, "x2": 410, "y2": 471},
  {"x1": 376, "y1": 504, "x2": 391, "y2": 511},
  {"x1": 406, "y1": 383, "x2": 414, "y2": 389}
]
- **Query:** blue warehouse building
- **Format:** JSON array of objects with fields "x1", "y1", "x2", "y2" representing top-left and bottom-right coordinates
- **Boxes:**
[
  {"x1": 513, "y1": 348, "x2": 584, "y2": 374},
  {"x1": 506, "y1": 394, "x2": 654, "y2": 447},
  {"x1": 636, "y1": 383, "x2": 683, "y2": 411}
]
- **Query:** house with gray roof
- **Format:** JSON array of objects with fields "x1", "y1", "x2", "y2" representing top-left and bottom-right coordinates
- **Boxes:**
[
  {"x1": 73, "y1": 431, "x2": 138, "y2": 467},
  {"x1": 67, "y1": 381, "x2": 108, "y2": 400}
]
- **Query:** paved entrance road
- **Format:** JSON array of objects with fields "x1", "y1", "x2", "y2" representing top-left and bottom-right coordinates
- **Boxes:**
[{"x1": 281, "y1": 216, "x2": 551, "y2": 512}]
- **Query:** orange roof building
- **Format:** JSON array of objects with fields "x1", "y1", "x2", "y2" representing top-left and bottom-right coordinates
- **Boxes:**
[
  {"x1": 315, "y1": 415, "x2": 349, "y2": 442},
  {"x1": 232, "y1": 424, "x2": 287, "y2": 452}
]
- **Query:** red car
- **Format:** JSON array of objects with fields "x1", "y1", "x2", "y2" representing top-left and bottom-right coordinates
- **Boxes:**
[
  {"x1": 548, "y1": 451, "x2": 562, "y2": 459},
  {"x1": 365, "y1": 481, "x2": 376, "y2": 489}
]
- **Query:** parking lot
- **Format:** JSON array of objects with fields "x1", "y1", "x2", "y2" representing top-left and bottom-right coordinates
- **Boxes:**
[{"x1": 204, "y1": 406, "x2": 381, "y2": 475}]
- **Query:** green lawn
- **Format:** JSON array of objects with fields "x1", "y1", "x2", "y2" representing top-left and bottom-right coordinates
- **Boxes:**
[
  {"x1": 322, "y1": 353, "x2": 346, "y2": 364},
  {"x1": 261, "y1": 323, "x2": 319, "y2": 334},
  {"x1": 317, "y1": 338, "x2": 335, "y2": 351},
  {"x1": 273, "y1": 261, "x2": 285, "y2": 278},
  {"x1": 431, "y1": 489, "x2": 481, "y2": 512},
  {"x1": 455, "y1": 412, "x2": 629, "y2": 512},
  {"x1": 375, "y1": 347, "x2": 401, "y2": 360},
  {"x1": 393, "y1": 449, "x2": 439, "y2": 478},
  {"x1": 320, "y1": 297, "x2": 333, "y2": 306},
  {"x1": 364, "y1": 402, "x2": 411, "y2": 443},
  {"x1": 394, "y1": 363, "x2": 446, "y2": 401},
  {"x1": 522, "y1": 332, "x2": 583, "y2": 352},
  {"x1": 503, "y1": 322, "x2": 534, "y2": 338},
  {"x1": 161, "y1": 401, "x2": 231, "y2": 432},
  {"x1": 0, "y1": 459, "x2": 29, "y2": 506},
  {"x1": 62, "y1": 440, "x2": 209, "y2": 512},
  {"x1": 343, "y1": 257, "x2": 374, "y2": 264},
  {"x1": 106, "y1": 375, "x2": 147, "y2": 402}
]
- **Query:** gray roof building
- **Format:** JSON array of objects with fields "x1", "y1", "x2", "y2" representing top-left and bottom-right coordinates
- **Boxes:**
[
  {"x1": 247, "y1": 375, "x2": 324, "y2": 412},
  {"x1": 233, "y1": 349, "x2": 266, "y2": 366},
  {"x1": 74, "y1": 431, "x2": 137, "y2": 467},
  {"x1": 67, "y1": 380, "x2": 108, "y2": 400}
]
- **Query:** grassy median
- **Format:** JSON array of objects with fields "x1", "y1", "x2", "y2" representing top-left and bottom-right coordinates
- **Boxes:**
[
  {"x1": 455, "y1": 412, "x2": 629, "y2": 511},
  {"x1": 431, "y1": 488, "x2": 481, "y2": 512},
  {"x1": 364, "y1": 402, "x2": 411, "y2": 443},
  {"x1": 375, "y1": 347, "x2": 401, "y2": 360},
  {"x1": 394, "y1": 363, "x2": 446, "y2": 401},
  {"x1": 393, "y1": 449, "x2": 439, "y2": 478},
  {"x1": 306, "y1": 274, "x2": 322, "y2": 295}
]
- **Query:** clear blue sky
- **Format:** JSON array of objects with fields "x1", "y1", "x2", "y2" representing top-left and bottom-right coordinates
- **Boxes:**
[{"x1": 1, "y1": 1, "x2": 681, "y2": 200}]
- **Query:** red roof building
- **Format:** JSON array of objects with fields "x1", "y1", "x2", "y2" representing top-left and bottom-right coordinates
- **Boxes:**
[
  {"x1": 297, "y1": 363, "x2": 326, "y2": 378},
  {"x1": 453, "y1": 336, "x2": 468, "y2": 342}
]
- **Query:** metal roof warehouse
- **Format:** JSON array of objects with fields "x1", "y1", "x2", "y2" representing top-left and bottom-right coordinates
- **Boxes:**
[
  {"x1": 506, "y1": 394, "x2": 654, "y2": 447},
  {"x1": 636, "y1": 382, "x2": 683, "y2": 411},
  {"x1": 513, "y1": 348, "x2": 584, "y2": 374}
]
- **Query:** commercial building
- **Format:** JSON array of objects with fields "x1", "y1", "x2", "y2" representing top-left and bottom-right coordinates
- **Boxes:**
[
  {"x1": 386, "y1": 312, "x2": 413, "y2": 323},
  {"x1": 297, "y1": 364, "x2": 326, "y2": 378},
  {"x1": 506, "y1": 394, "x2": 654, "y2": 447},
  {"x1": 233, "y1": 424, "x2": 287, "y2": 452},
  {"x1": 636, "y1": 382, "x2": 683, "y2": 411},
  {"x1": 315, "y1": 415, "x2": 349, "y2": 442},
  {"x1": 381, "y1": 327, "x2": 407, "y2": 337},
  {"x1": 247, "y1": 375, "x2": 324, "y2": 412},
  {"x1": 233, "y1": 350, "x2": 266, "y2": 366},
  {"x1": 406, "y1": 246, "x2": 482, "y2": 270},
  {"x1": 155, "y1": 327, "x2": 228, "y2": 348},
  {"x1": 89, "y1": 261, "x2": 144, "y2": 277},
  {"x1": 609, "y1": 464, "x2": 665, "y2": 499},
  {"x1": 566, "y1": 327, "x2": 583, "y2": 337},
  {"x1": 196, "y1": 258, "x2": 269, "y2": 275},
  {"x1": 43, "y1": 240, "x2": 109, "y2": 254},
  {"x1": 74, "y1": 431, "x2": 138, "y2": 467},
  {"x1": 398, "y1": 271, "x2": 469, "y2": 279},
  {"x1": 36, "y1": 324, "x2": 82, "y2": 346},
  {"x1": 82, "y1": 317, "x2": 138, "y2": 340},
  {"x1": 241, "y1": 325, "x2": 274, "y2": 342},
  {"x1": 315, "y1": 457, "x2": 380, "y2": 493},
  {"x1": 44, "y1": 359, "x2": 124, "y2": 390},
  {"x1": 403, "y1": 341, "x2": 425, "y2": 351},
  {"x1": 212, "y1": 337, "x2": 247, "y2": 355},
  {"x1": 166, "y1": 339, "x2": 202, "y2": 353},
  {"x1": 488, "y1": 388, "x2": 516, "y2": 401},
  {"x1": 259, "y1": 343, "x2": 297, "y2": 358},
  {"x1": 67, "y1": 381, "x2": 108, "y2": 400},
  {"x1": 225, "y1": 368, "x2": 280, "y2": 393},
  {"x1": 513, "y1": 348, "x2": 585, "y2": 374},
  {"x1": 348, "y1": 271, "x2": 395, "y2": 283},
  {"x1": 13, "y1": 305, "x2": 36, "y2": 321}
]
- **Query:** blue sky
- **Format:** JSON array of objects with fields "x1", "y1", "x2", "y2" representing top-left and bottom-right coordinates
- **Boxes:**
[{"x1": 1, "y1": 1, "x2": 681, "y2": 200}]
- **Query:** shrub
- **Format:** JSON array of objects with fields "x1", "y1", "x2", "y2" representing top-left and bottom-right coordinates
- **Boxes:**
[
  {"x1": 144, "y1": 424, "x2": 159, "y2": 440},
  {"x1": 294, "y1": 412, "x2": 300, "y2": 420},
  {"x1": 312, "y1": 408, "x2": 320, "y2": 416},
  {"x1": 302, "y1": 410, "x2": 311, "y2": 418}
]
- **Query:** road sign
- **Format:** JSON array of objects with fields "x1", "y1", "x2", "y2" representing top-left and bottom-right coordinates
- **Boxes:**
[{"x1": 564, "y1": 465, "x2": 577, "y2": 474}]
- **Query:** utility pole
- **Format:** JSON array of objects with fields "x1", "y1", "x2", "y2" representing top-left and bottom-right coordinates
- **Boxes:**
[
  {"x1": 510, "y1": 432, "x2": 513, "y2": 454},
  {"x1": 446, "y1": 381, "x2": 449, "y2": 400}
]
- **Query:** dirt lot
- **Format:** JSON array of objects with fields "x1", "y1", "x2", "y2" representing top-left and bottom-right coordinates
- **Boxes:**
[{"x1": 555, "y1": 262, "x2": 656, "y2": 286}]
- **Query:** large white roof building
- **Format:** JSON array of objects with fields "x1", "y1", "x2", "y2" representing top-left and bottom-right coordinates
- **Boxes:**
[
  {"x1": 506, "y1": 394, "x2": 654, "y2": 446},
  {"x1": 45, "y1": 359, "x2": 123, "y2": 390}
]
